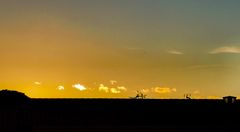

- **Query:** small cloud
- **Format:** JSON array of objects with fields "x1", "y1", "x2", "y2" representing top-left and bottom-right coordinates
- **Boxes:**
[
  {"x1": 110, "y1": 88, "x2": 121, "y2": 94},
  {"x1": 141, "y1": 88, "x2": 150, "y2": 93},
  {"x1": 57, "y1": 85, "x2": 65, "y2": 91},
  {"x1": 99, "y1": 84, "x2": 127, "y2": 94},
  {"x1": 110, "y1": 80, "x2": 117, "y2": 85},
  {"x1": 99, "y1": 84, "x2": 109, "y2": 93},
  {"x1": 34, "y1": 82, "x2": 42, "y2": 85},
  {"x1": 154, "y1": 87, "x2": 177, "y2": 94},
  {"x1": 167, "y1": 49, "x2": 183, "y2": 55},
  {"x1": 209, "y1": 46, "x2": 240, "y2": 54},
  {"x1": 72, "y1": 84, "x2": 87, "y2": 91},
  {"x1": 193, "y1": 90, "x2": 200, "y2": 94},
  {"x1": 117, "y1": 86, "x2": 127, "y2": 91},
  {"x1": 171, "y1": 88, "x2": 177, "y2": 92}
]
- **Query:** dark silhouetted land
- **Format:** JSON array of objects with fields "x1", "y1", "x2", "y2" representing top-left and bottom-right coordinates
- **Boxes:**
[
  {"x1": 31, "y1": 98, "x2": 240, "y2": 132},
  {"x1": 1, "y1": 90, "x2": 240, "y2": 132}
]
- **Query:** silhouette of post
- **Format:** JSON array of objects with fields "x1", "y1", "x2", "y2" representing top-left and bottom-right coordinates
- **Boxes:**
[{"x1": 0, "y1": 90, "x2": 31, "y2": 132}]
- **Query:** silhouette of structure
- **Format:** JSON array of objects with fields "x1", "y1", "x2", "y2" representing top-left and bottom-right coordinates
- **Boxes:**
[
  {"x1": 0, "y1": 90, "x2": 31, "y2": 132},
  {"x1": 223, "y1": 96, "x2": 237, "y2": 104},
  {"x1": 133, "y1": 91, "x2": 146, "y2": 99},
  {"x1": 184, "y1": 94, "x2": 191, "y2": 99}
]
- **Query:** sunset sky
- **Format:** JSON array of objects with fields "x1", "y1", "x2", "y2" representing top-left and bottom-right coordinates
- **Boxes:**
[{"x1": 1, "y1": 0, "x2": 240, "y2": 98}]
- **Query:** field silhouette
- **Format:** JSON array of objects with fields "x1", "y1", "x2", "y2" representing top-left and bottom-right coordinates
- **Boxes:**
[{"x1": 0, "y1": 90, "x2": 239, "y2": 132}]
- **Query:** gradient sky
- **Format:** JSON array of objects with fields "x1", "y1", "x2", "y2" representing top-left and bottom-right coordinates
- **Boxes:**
[{"x1": 1, "y1": 0, "x2": 240, "y2": 98}]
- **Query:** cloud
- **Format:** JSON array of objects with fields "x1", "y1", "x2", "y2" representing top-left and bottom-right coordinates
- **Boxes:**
[
  {"x1": 99, "y1": 84, "x2": 127, "y2": 94},
  {"x1": 110, "y1": 80, "x2": 117, "y2": 85},
  {"x1": 72, "y1": 84, "x2": 87, "y2": 91},
  {"x1": 138, "y1": 87, "x2": 176, "y2": 95},
  {"x1": 140, "y1": 89, "x2": 150, "y2": 93},
  {"x1": 57, "y1": 85, "x2": 65, "y2": 90},
  {"x1": 171, "y1": 88, "x2": 177, "y2": 92},
  {"x1": 110, "y1": 88, "x2": 121, "y2": 94},
  {"x1": 154, "y1": 87, "x2": 177, "y2": 94},
  {"x1": 193, "y1": 90, "x2": 200, "y2": 94},
  {"x1": 209, "y1": 46, "x2": 240, "y2": 54},
  {"x1": 99, "y1": 84, "x2": 109, "y2": 93},
  {"x1": 117, "y1": 86, "x2": 127, "y2": 91},
  {"x1": 167, "y1": 49, "x2": 183, "y2": 55},
  {"x1": 34, "y1": 82, "x2": 42, "y2": 85}
]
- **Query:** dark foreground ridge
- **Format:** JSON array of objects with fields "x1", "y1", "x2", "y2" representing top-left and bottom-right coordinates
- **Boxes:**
[
  {"x1": 0, "y1": 90, "x2": 240, "y2": 132},
  {"x1": 0, "y1": 90, "x2": 31, "y2": 132}
]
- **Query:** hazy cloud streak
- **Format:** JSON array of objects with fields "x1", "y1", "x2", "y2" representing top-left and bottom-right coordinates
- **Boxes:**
[
  {"x1": 154, "y1": 87, "x2": 177, "y2": 94},
  {"x1": 209, "y1": 46, "x2": 240, "y2": 54},
  {"x1": 167, "y1": 49, "x2": 183, "y2": 55}
]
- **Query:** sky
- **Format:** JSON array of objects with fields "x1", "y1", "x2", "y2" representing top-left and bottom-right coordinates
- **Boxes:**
[{"x1": 1, "y1": 0, "x2": 240, "y2": 98}]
